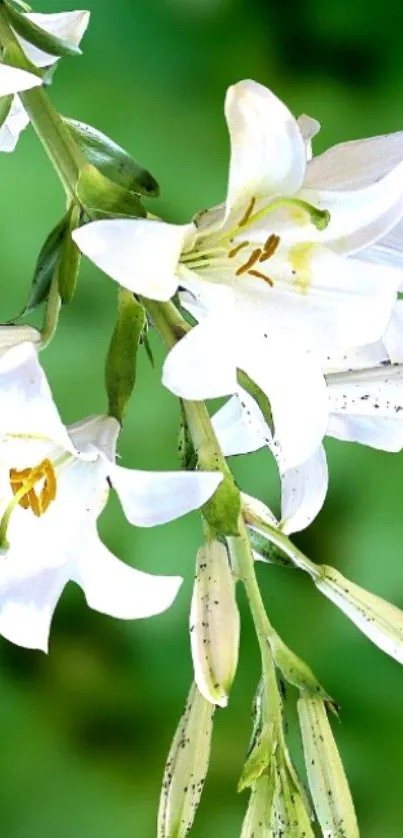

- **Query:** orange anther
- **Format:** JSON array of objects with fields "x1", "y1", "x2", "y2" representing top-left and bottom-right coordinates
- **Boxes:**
[
  {"x1": 236, "y1": 248, "x2": 262, "y2": 276},
  {"x1": 248, "y1": 269, "x2": 274, "y2": 287},
  {"x1": 239, "y1": 196, "x2": 256, "y2": 227}
]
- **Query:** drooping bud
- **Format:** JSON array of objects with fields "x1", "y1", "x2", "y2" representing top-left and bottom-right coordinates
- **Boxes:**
[
  {"x1": 190, "y1": 539, "x2": 240, "y2": 707},
  {"x1": 240, "y1": 772, "x2": 274, "y2": 838},
  {"x1": 298, "y1": 696, "x2": 359, "y2": 838},
  {"x1": 315, "y1": 565, "x2": 403, "y2": 665},
  {"x1": 270, "y1": 755, "x2": 315, "y2": 837},
  {"x1": 157, "y1": 683, "x2": 214, "y2": 838}
]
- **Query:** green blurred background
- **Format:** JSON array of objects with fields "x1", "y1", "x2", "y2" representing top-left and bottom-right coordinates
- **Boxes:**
[{"x1": 2, "y1": 0, "x2": 403, "y2": 834}]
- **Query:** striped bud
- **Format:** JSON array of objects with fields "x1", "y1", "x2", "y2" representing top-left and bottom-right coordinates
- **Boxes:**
[
  {"x1": 157, "y1": 684, "x2": 214, "y2": 838},
  {"x1": 316, "y1": 565, "x2": 403, "y2": 665},
  {"x1": 190, "y1": 539, "x2": 240, "y2": 707},
  {"x1": 298, "y1": 696, "x2": 359, "y2": 838}
]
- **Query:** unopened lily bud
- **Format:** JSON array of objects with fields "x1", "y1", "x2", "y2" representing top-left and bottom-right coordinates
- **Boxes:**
[
  {"x1": 270, "y1": 756, "x2": 315, "y2": 837},
  {"x1": 157, "y1": 683, "x2": 214, "y2": 838},
  {"x1": 315, "y1": 565, "x2": 403, "y2": 665},
  {"x1": 190, "y1": 539, "x2": 240, "y2": 707},
  {"x1": 298, "y1": 696, "x2": 359, "y2": 838},
  {"x1": 240, "y1": 772, "x2": 273, "y2": 838}
]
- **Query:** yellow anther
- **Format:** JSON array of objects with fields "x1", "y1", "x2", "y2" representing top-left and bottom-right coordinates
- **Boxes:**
[
  {"x1": 228, "y1": 241, "x2": 249, "y2": 258},
  {"x1": 248, "y1": 269, "x2": 274, "y2": 287},
  {"x1": 259, "y1": 233, "x2": 280, "y2": 262},
  {"x1": 9, "y1": 458, "x2": 57, "y2": 518},
  {"x1": 236, "y1": 248, "x2": 262, "y2": 276},
  {"x1": 239, "y1": 196, "x2": 256, "y2": 227}
]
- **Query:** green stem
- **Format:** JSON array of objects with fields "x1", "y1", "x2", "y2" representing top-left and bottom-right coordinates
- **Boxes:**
[
  {"x1": 243, "y1": 505, "x2": 322, "y2": 581},
  {"x1": 0, "y1": 8, "x2": 85, "y2": 194}
]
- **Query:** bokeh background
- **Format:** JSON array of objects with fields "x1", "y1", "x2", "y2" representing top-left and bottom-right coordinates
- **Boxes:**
[{"x1": 1, "y1": 0, "x2": 403, "y2": 835}]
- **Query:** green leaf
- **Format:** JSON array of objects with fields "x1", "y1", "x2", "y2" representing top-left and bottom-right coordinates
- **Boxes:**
[
  {"x1": 23, "y1": 213, "x2": 70, "y2": 315},
  {"x1": 238, "y1": 722, "x2": 273, "y2": 792},
  {"x1": 77, "y1": 163, "x2": 146, "y2": 220},
  {"x1": 5, "y1": 2, "x2": 82, "y2": 57},
  {"x1": 202, "y1": 474, "x2": 241, "y2": 537},
  {"x1": 64, "y1": 118, "x2": 159, "y2": 197},
  {"x1": 268, "y1": 632, "x2": 337, "y2": 710},
  {"x1": 105, "y1": 289, "x2": 146, "y2": 423},
  {"x1": 237, "y1": 368, "x2": 273, "y2": 434},
  {"x1": 0, "y1": 94, "x2": 13, "y2": 130},
  {"x1": 57, "y1": 204, "x2": 81, "y2": 305},
  {"x1": 177, "y1": 406, "x2": 197, "y2": 470}
]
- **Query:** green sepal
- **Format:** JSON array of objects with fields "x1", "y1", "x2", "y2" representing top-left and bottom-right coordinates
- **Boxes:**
[
  {"x1": 77, "y1": 163, "x2": 146, "y2": 220},
  {"x1": 23, "y1": 213, "x2": 70, "y2": 315},
  {"x1": 64, "y1": 118, "x2": 159, "y2": 197},
  {"x1": 269, "y1": 633, "x2": 338, "y2": 712},
  {"x1": 57, "y1": 203, "x2": 81, "y2": 305},
  {"x1": 142, "y1": 329, "x2": 154, "y2": 367},
  {"x1": 105, "y1": 289, "x2": 146, "y2": 423},
  {"x1": 247, "y1": 528, "x2": 292, "y2": 568},
  {"x1": 4, "y1": 2, "x2": 82, "y2": 57},
  {"x1": 0, "y1": 94, "x2": 13, "y2": 130},
  {"x1": 237, "y1": 368, "x2": 273, "y2": 434},
  {"x1": 4, "y1": 0, "x2": 32, "y2": 13},
  {"x1": 202, "y1": 474, "x2": 241, "y2": 537},
  {"x1": 238, "y1": 722, "x2": 273, "y2": 792},
  {"x1": 178, "y1": 406, "x2": 197, "y2": 470}
]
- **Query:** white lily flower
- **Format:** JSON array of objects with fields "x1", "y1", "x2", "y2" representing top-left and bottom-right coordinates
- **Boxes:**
[
  {"x1": 0, "y1": 62, "x2": 42, "y2": 122},
  {"x1": 213, "y1": 298, "x2": 403, "y2": 534},
  {"x1": 0, "y1": 10, "x2": 89, "y2": 153},
  {"x1": 74, "y1": 80, "x2": 403, "y2": 470},
  {"x1": 0, "y1": 338, "x2": 222, "y2": 651}
]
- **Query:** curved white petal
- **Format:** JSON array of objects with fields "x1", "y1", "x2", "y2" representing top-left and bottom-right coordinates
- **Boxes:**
[
  {"x1": 17, "y1": 11, "x2": 90, "y2": 67},
  {"x1": 111, "y1": 466, "x2": 222, "y2": 527},
  {"x1": 300, "y1": 159, "x2": 403, "y2": 254},
  {"x1": 0, "y1": 343, "x2": 76, "y2": 452},
  {"x1": 68, "y1": 415, "x2": 120, "y2": 462},
  {"x1": 225, "y1": 80, "x2": 306, "y2": 215},
  {"x1": 0, "y1": 96, "x2": 29, "y2": 153},
  {"x1": 238, "y1": 335, "x2": 328, "y2": 469},
  {"x1": 73, "y1": 219, "x2": 193, "y2": 301},
  {"x1": 212, "y1": 391, "x2": 268, "y2": 456},
  {"x1": 327, "y1": 364, "x2": 403, "y2": 451},
  {"x1": 242, "y1": 244, "x2": 401, "y2": 350},
  {"x1": 305, "y1": 132, "x2": 403, "y2": 190},
  {"x1": 72, "y1": 537, "x2": 182, "y2": 619},
  {"x1": 359, "y1": 220, "x2": 403, "y2": 271},
  {"x1": 0, "y1": 565, "x2": 67, "y2": 651},
  {"x1": 382, "y1": 300, "x2": 403, "y2": 362},
  {"x1": 0, "y1": 64, "x2": 41, "y2": 97},
  {"x1": 162, "y1": 315, "x2": 238, "y2": 399},
  {"x1": 280, "y1": 445, "x2": 328, "y2": 535},
  {"x1": 323, "y1": 341, "x2": 388, "y2": 375},
  {"x1": 297, "y1": 114, "x2": 320, "y2": 162},
  {"x1": 328, "y1": 413, "x2": 403, "y2": 452}
]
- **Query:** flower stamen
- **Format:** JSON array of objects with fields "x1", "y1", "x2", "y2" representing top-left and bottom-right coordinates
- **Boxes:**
[
  {"x1": 236, "y1": 248, "x2": 262, "y2": 276},
  {"x1": 239, "y1": 196, "x2": 256, "y2": 227},
  {"x1": 228, "y1": 241, "x2": 250, "y2": 258},
  {"x1": 259, "y1": 233, "x2": 280, "y2": 262},
  {"x1": 248, "y1": 269, "x2": 274, "y2": 287},
  {"x1": 9, "y1": 458, "x2": 57, "y2": 518}
]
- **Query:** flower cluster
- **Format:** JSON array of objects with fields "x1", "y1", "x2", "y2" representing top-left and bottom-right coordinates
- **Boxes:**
[{"x1": 2, "y1": 2, "x2": 403, "y2": 836}]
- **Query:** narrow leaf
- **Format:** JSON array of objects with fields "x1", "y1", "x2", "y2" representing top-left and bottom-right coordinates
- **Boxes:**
[
  {"x1": 24, "y1": 213, "x2": 70, "y2": 314},
  {"x1": 269, "y1": 631, "x2": 336, "y2": 709},
  {"x1": 298, "y1": 696, "x2": 359, "y2": 838},
  {"x1": 105, "y1": 288, "x2": 146, "y2": 423},
  {"x1": 202, "y1": 473, "x2": 241, "y2": 537},
  {"x1": 5, "y1": 2, "x2": 82, "y2": 57},
  {"x1": 57, "y1": 203, "x2": 81, "y2": 305},
  {"x1": 64, "y1": 118, "x2": 159, "y2": 197}
]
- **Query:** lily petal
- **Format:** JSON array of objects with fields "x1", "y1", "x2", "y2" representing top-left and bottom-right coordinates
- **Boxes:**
[
  {"x1": 68, "y1": 415, "x2": 120, "y2": 462},
  {"x1": 0, "y1": 96, "x2": 29, "y2": 153},
  {"x1": 297, "y1": 114, "x2": 320, "y2": 162},
  {"x1": 238, "y1": 335, "x2": 328, "y2": 469},
  {"x1": 162, "y1": 314, "x2": 238, "y2": 399},
  {"x1": 358, "y1": 220, "x2": 403, "y2": 271},
  {"x1": 111, "y1": 466, "x2": 222, "y2": 527},
  {"x1": 18, "y1": 11, "x2": 90, "y2": 67},
  {"x1": 225, "y1": 80, "x2": 306, "y2": 215},
  {"x1": 328, "y1": 414, "x2": 403, "y2": 452},
  {"x1": 0, "y1": 565, "x2": 67, "y2": 651},
  {"x1": 0, "y1": 343, "x2": 77, "y2": 452},
  {"x1": 73, "y1": 219, "x2": 193, "y2": 301},
  {"x1": 382, "y1": 300, "x2": 403, "y2": 362},
  {"x1": 300, "y1": 159, "x2": 403, "y2": 254},
  {"x1": 280, "y1": 445, "x2": 328, "y2": 534},
  {"x1": 212, "y1": 391, "x2": 268, "y2": 457},
  {"x1": 0, "y1": 63, "x2": 42, "y2": 96},
  {"x1": 72, "y1": 537, "x2": 182, "y2": 619},
  {"x1": 305, "y1": 131, "x2": 403, "y2": 190}
]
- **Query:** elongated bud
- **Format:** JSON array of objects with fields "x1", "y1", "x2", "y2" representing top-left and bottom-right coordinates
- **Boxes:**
[
  {"x1": 105, "y1": 289, "x2": 146, "y2": 424},
  {"x1": 270, "y1": 756, "x2": 315, "y2": 837},
  {"x1": 157, "y1": 683, "x2": 214, "y2": 838},
  {"x1": 190, "y1": 539, "x2": 240, "y2": 707},
  {"x1": 315, "y1": 565, "x2": 403, "y2": 665},
  {"x1": 240, "y1": 772, "x2": 274, "y2": 838},
  {"x1": 298, "y1": 696, "x2": 359, "y2": 838}
]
